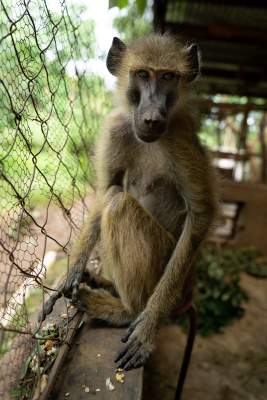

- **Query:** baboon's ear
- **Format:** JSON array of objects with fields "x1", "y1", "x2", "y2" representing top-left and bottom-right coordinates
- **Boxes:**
[
  {"x1": 106, "y1": 37, "x2": 127, "y2": 76},
  {"x1": 184, "y1": 44, "x2": 200, "y2": 82}
]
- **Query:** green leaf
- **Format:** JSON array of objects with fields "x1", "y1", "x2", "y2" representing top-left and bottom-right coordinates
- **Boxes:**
[
  {"x1": 20, "y1": 352, "x2": 35, "y2": 379},
  {"x1": 109, "y1": 0, "x2": 129, "y2": 9},
  {"x1": 136, "y1": 0, "x2": 147, "y2": 15}
]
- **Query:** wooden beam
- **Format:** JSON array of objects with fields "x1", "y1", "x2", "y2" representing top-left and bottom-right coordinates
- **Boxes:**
[
  {"x1": 197, "y1": 79, "x2": 267, "y2": 98},
  {"x1": 197, "y1": 41, "x2": 267, "y2": 68},
  {"x1": 199, "y1": 100, "x2": 267, "y2": 113},
  {"x1": 202, "y1": 67, "x2": 266, "y2": 84},
  {"x1": 175, "y1": 0, "x2": 267, "y2": 7},
  {"x1": 165, "y1": 22, "x2": 267, "y2": 45},
  {"x1": 210, "y1": 150, "x2": 258, "y2": 162}
]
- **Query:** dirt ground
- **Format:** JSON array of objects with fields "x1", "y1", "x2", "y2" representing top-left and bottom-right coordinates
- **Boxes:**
[{"x1": 143, "y1": 273, "x2": 267, "y2": 400}]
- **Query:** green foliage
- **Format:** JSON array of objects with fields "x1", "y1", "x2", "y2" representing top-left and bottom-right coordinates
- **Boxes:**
[
  {"x1": 198, "y1": 94, "x2": 265, "y2": 159},
  {"x1": 194, "y1": 246, "x2": 248, "y2": 336},
  {"x1": 113, "y1": 0, "x2": 151, "y2": 42},
  {"x1": 10, "y1": 386, "x2": 31, "y2": 400},
  {"x1": 136, "y1": 0, "x2": 147, "y2": 15},
  {"x1": 233, "y1": 247, "x2": 267, "y2": 278},
  {"x1": 179, "y1": 246, "x2": 267, "y2": 336},
  {"x1": 109, "y1": 0, "x2": 129, "y2": 9},
  {"x1": 0, "y1": 3, "x2": 112, "y2": 214},
  {"x1": 198, "y1": 115, "x2": 221, "y2": 149},
  {"x1": 109, "y1": 0, "x2": 148, "y2": 15},
  {"x1": 0, "y1": 333, "x2": 15, "y2": 357},
  {"x1": 11, "y1": 315, "x2": 73, "y2": 399}
]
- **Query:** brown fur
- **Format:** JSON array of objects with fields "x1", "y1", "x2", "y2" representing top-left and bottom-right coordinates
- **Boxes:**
[
  {"x1": 41, "y1": 34, "x2": 218, "y2": 370},
  {"x1": 71, "y1": 36, "x2": 217, "y2": 330},
  {"x1": 116, "y1": 35, "x2": 189, "y2": 102}
]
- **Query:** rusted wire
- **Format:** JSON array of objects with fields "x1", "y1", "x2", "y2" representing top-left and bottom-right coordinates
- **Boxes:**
[{"x1": 0, "y1": 0, "x2": 109, "y2": 397}]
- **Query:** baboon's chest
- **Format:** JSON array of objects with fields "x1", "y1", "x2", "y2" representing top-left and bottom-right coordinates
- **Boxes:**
[
  {"x1": 124, "y1": 144, "x2": 170, "y2": 193},
  {"x1": 123, "y1": 144, "x2": 185, "y2": 237}
]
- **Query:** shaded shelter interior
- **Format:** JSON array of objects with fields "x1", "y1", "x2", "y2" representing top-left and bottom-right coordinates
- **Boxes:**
[{"x1": 154, "y1": 0, "x2": 267, "y2": 98}]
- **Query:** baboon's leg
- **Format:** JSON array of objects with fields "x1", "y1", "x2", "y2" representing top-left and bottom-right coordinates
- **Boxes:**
[
  {"x1": 76, "y1": 283, "x2": 131, "y2": 326},
  {"x1": 83, "y1": 269, "x2": 118, "y2": 296},
  {"x1": 76, "y1": 191, "x2": 175, "y2": 323},
  {"x1": 101, "y1": 192, "x2": 175, "y2": 315}
]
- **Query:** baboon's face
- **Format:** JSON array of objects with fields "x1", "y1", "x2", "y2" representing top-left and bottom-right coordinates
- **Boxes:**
[
  {"x1": 106, "y1": 37, "x2": 200, "y2": 143},
  {"x1": 127, "y1": 69, "x2": 180, "y2": 143}
]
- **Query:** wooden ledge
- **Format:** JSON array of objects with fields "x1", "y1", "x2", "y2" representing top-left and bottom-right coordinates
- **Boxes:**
[{"x1": 48, "y1": 319, "x2": 143, "y2": 400}]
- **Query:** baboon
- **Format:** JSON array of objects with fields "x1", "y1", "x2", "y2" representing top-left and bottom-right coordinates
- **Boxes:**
[{"x1": 41, "y1": 34, "x2": 218, "y2": 371}]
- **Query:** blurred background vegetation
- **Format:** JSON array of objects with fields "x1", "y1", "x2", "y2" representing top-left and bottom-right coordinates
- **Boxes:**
[
  {"x1": 1, "y1": 0, "x2": 267, "y2": 365},
  {"x1": 1, "y1": 0, "x2": 265, "y2": 216},
  {"x1": 0, "y1": 3, "x2": 111, "y2": 215}
]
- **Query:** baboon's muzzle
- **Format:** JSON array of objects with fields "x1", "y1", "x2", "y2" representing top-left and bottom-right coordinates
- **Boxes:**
[{"x1": 137, "y1": 103, "x2": 167, "y2": 142}]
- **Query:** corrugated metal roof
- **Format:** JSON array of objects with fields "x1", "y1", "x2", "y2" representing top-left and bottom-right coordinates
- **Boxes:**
[
  {"x1": 154, "y1": 0, "x2": 267, "y2": 97},
  {"x1": 166, "y1": 1, "x2": 267, "y2": 30}
]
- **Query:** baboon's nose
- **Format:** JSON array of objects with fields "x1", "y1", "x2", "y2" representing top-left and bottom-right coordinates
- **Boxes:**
[
  {"x1": 144, "y1": 118, "x2": 161, "y2": 128},
  {"x1": 143, "y1": 116, "x2": 166, "y2": 135}
]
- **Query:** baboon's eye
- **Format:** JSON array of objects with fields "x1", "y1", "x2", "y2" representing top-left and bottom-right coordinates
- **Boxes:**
[
  {"x1": 162, "y1": 72, "x2": 176, "y2": 81},
  {"x1": 137, "y1": 69, "x2": 149, "y2": 80}
]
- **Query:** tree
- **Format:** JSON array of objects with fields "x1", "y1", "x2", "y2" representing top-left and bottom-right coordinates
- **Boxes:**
[{"x1": 111, "y1": 0, "x2": 151, "y2": 42}]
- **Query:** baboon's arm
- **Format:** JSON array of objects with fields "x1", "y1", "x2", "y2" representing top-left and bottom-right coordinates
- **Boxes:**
[
  {"x1": 94, "y1": 117, "x2": 128, "y2": 194},
  {"x1": 40, "y1": 123, "x2": 126, "y2": 322},
  {"x1": 39, "y1": 206, "x2": 102, "y2": 321},
  {"x1": 116, "y1": 153, "x2": 217, "y2": 370}
]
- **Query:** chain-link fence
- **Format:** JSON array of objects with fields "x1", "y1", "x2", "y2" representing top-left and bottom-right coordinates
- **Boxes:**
[{"x1": 0, "y1": 0, "x2": 110, "y2": 398}]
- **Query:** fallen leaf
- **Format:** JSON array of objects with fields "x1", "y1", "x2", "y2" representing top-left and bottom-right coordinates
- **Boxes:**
[
  {"x1": 115, "y1": 371, "x2": 125, "y2": 383},
  {"x1": 106, "y1": 377, "x2": 115, "y2": 391}
]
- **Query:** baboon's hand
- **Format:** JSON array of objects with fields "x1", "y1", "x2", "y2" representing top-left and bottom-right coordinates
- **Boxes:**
[
  {"x1": 39, "y1": 291, "x2": 62, "y2": 322},
  {"x1": 115, "y1": 311, "x2": 156, "y2": 371},
  {"x1": 39, "y1": 261, "x2": 85, "y2": 322}
]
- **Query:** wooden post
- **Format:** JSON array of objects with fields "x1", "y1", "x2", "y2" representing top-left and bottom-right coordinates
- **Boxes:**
[
  {"x1": 153, "y1": 0, "x2": 167, "y2": 33},
  {"x1": 236, "y1": 107, "x2": 249, "y2": 180},
  {"x1": 259, "y1": 112, "x2": 267, "y2": 184},
  {"x1": 216, "y1": 112, "x2": 223, "y2": 148}
]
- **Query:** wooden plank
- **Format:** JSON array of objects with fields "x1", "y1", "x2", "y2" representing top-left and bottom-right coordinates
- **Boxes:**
[
  {"x1": 222, "y1": 180, "x2": 267, "y2": 204},
  {"x1": 221, "y1": 180, "x2": 267, "y2": 255},
  {"x1": 211, "y1": 150, "x2": 252, "y2": 161},
  {"x1": 49, "y1": 320, "x2": 143, "y2": 400},
  {"x1": 40, "y1": 310, "x2": 83, "y2": 400}
]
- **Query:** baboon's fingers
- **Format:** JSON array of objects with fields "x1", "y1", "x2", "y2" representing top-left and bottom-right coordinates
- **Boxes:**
[
  {"x1": 121, "y1": 325, "x2": 135, "y2": 343},
  {"x1": 114, "y1": 338, "x2": 140, "y2": 363},
  {"x1": 121, "y1": 312, "x2": 145, "y2": 343},
  {"x1": 38, "y1": 291, "x2": 61, "y2": 322},
  {"x1": 115, "y1": 338, "x2": 153, "y2": 370},
  {"x1": 71, "y1": 281, "x2": 79, "y2": 303},
  {"x1": 71, "y1": 274, "x2": 84, "y2": 303},
  {"x1": 38, "y1": 261, "x2": 87, "y2": 322},
  {"x1": 124, "y1": 353, "x2": 143, "y2": 371}
]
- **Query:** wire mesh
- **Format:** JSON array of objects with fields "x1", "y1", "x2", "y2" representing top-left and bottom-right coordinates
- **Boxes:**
[{"x1": 0, "y1": 0, "x2": 110, "y2": 398}]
